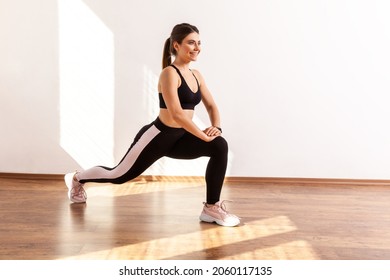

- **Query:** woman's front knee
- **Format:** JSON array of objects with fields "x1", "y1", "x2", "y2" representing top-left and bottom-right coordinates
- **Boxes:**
[{"x1": 212, "y1": 136, "x2": 228, "y2": 154}]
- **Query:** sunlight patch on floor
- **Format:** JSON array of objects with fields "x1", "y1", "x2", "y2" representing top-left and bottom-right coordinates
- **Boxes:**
[
  {"x1": 57, "y1": 215, "x2": 307, "y2": 260},
  {"x1": 222, "y1": 240, "x2": 318, "y2": 260}
]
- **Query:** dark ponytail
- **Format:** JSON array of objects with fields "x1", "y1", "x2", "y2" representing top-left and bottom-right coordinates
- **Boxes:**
[
  {"x1": 161, "y1": 23, "x2": 199, "y2": 69},
  {"x1": 162, "y1": 38, "x2": 172, "y2": 69}
]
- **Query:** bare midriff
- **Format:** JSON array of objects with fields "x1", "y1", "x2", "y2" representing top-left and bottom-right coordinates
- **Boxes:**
[{"x1": 158, "y1": 108, "x2": 194, "y2": 128}]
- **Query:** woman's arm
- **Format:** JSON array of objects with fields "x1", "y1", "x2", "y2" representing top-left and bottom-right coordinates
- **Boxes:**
[
  {"x1": 193, "y1": 70, "x2": 222, "y2": 137},
  {"x1": 159, "y1": 67, "x2": 216, "y2": 142}
]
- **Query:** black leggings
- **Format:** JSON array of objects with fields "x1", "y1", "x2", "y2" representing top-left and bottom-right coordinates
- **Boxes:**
[{"x1": 78, "y1": 117, "x2": 228, "y2": 204}]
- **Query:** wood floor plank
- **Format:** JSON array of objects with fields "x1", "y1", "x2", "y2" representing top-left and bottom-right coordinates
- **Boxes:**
[{"x1": 1, "y1": 176, "x2": 390, "y2": 260}]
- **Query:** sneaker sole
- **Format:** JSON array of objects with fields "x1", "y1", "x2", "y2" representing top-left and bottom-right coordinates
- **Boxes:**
[
  {"x1": 64, "y1": 173, "x2": 86, "y2": 204},
  {"x1": 199, "y1": 213, "x2": 240, "y2": 227}
]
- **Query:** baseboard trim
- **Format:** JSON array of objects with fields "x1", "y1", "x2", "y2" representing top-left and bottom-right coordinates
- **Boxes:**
[
  {"x1": 1, "y1": 172, "x2": 390, "y2": 186},
  {"x1": 223, "y1": 176, "x2": 390, "y2": 186},
  {"x1": 0, "y1": 173, "x2": 64, "y2": 180}
]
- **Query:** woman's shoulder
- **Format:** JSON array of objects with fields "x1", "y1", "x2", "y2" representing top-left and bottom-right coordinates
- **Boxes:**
[
  {"x1": 160, "y1": 65, "x2": 178, "y2": 78},
  {"x1": 159, "y1": 66, "x2": 180, "y2": 86}
]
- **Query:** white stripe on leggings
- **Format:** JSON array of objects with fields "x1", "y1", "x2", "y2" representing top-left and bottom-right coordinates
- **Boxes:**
[{"x1": 78, "y1": 125, "x2": 161, "y2": 181}]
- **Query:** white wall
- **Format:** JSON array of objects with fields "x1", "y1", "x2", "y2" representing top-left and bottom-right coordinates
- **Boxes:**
[{"x1": 1, "y1": 0, "x2": 390, "y2": 179}]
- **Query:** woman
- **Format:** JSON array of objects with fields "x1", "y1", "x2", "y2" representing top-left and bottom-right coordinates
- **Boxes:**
[{"x1": 65, "y1": 23, "x2": 240, "y2": 227}]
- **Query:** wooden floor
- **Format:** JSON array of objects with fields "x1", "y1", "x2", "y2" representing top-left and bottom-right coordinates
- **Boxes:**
[{"x1": 1, "y1": 175, "x2": 390, "y2": 260}]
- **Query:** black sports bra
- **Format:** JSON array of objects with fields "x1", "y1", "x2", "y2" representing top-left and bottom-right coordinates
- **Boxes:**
[{"x1": 159, "y1": 65, "x2": 202, "y2": 110}]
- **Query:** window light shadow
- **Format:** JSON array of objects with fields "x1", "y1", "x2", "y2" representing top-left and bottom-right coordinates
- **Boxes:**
[
  {"x1": 59, "y1": 0, "x2": 115, "y2": 169},
  {"x1": 57, "y1": 213, "x2": 318, "y2": 260}
]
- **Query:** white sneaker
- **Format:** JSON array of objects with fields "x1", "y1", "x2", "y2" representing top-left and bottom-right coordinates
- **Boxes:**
[
  {"x1": 199, "y1": 200, "x2": 240, "y2": 227},
  {"x1": 64, "y1": 172, "x2": 87, "y2": 203}
]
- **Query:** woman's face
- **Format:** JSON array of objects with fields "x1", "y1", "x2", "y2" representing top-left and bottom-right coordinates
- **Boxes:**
[{"x1": 174, "y1": 32, "x2": 201, "y2": 62}]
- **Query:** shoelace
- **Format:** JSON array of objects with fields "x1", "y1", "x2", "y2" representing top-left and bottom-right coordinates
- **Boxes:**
[
  {"x1": 217, "y1": 200, "x2": 232, "y2": 213},
  {"x1": 219, "y1": 200, "x2": 241, "y2": 220},
  {"x1": 204, "y1": 200, "x2": 237, "y2": 216},
  {"x1": 71, "y1": 180, "x2": 87, "y2": 200}
]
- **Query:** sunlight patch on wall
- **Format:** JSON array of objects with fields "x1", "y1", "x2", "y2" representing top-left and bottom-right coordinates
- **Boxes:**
[
  {"x1": 58, "y1": 0, "x2": 114, "y2": 169},
  {"x1": 143, "y1": 65, "x2": 160, "y2": 123}
]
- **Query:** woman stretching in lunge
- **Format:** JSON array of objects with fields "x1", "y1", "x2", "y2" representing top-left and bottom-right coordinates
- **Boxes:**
[{"x1": 64, "y1": 23, "x2": 240, "y2": 227}]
